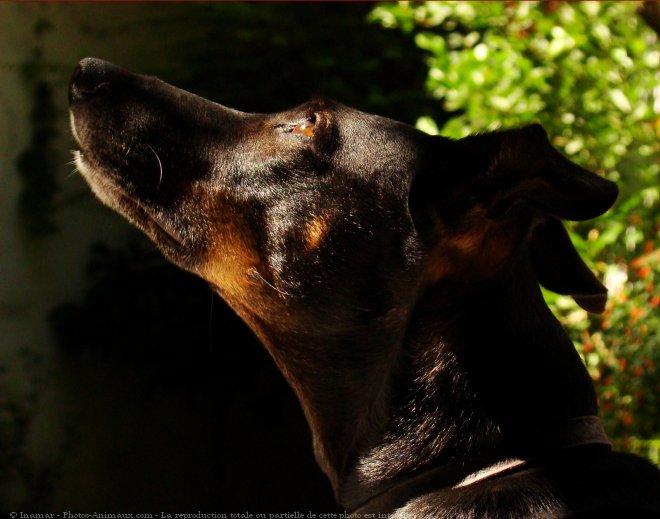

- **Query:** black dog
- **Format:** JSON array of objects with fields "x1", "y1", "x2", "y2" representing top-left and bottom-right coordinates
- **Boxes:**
[{"x1": 69, "y1": 58, "x2": 660, "y2": 517}]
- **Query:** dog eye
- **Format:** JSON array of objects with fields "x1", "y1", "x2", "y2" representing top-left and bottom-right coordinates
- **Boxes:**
[
  {"x1": 274, "y1": 114, "x2": 319, "y2": 138},
  {"x1": 291, "y1": 118, "x2": 315, "y2": 137}
]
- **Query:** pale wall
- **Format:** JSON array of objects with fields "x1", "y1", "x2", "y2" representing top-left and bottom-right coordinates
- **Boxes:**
[{"x1": 0, "y1": 4, "x2": 217, "y2": 509}]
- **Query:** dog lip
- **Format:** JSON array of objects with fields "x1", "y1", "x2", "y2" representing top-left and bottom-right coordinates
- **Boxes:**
[
  {"x1": 75, "y1": 151, "x2": 185, "y2": 249},
  {"x1": 116, "y1": 190, "x2": 187, "y2": 248},
  {"x1": 139, "y1": 205, "x2": 186, "y2": 247}
]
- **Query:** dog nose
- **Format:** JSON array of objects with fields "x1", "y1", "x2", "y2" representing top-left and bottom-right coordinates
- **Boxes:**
[{"x1": 68, "y1": 58, "x2": 118, "y2": 105}]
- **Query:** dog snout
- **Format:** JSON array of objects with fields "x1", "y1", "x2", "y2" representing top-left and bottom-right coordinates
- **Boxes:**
[{"x1": 68, "y1": 57, "x2": 123, "y2": 105}]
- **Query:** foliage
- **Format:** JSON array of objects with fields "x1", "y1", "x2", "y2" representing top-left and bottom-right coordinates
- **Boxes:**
[{"x1": 370, "y1": 1, "x2": 660, "y2": 462}]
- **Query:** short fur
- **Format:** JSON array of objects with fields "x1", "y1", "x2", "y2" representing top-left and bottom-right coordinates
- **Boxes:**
[{"x1": 69, "y1": 58, "x2": 660, "y2": 518}]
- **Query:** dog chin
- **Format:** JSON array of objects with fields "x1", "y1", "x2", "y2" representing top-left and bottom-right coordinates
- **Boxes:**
[
  {"x1": 74, "y1": 150, "x2": 188, "y2": 259},
  {"x1": 74, "y1": 150, "x2": 124, "y2": 212}
]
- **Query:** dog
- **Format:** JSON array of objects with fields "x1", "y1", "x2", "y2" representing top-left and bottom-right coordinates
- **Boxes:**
[{"x1": 68, "y1": 58, "x2": 660, "y2": 518}]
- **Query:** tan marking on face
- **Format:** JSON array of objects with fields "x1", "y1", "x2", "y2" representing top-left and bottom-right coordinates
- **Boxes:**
[
  {"x1": 424, "y1": 207, "x2": 526, "y2": 283},
  {"x1": 196, "y1": 215, "x2": 264, "y2": 303},
  {"x1": 202, "y1": 244, "x2": 258, "y2": 301},
  {"x1": 304, "y1": 216, "x2": 330, "y2": 251}
]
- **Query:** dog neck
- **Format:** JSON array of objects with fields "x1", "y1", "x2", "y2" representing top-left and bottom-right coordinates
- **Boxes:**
[
  {"x1": 241, "y1": 251, "x2": 600, "y2": 507},
  {"x1": 350, "y1": 415, "x2": 610, "y2": 515}
]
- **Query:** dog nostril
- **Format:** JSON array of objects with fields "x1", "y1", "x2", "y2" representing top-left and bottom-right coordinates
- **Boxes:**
[
  {"x1": 74, "y1": 81, "x2": 110, "y2": 98},
  {"x1": 68, "y1": 58, "x2": 113, "y2": 105}
]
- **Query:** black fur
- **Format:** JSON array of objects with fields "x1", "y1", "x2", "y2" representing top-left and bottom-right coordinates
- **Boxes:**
[{"x1": 69, "y1": 58, "x2": 660, "y2": 517}]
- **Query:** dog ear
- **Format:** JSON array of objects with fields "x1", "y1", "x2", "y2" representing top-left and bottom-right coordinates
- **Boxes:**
[
  {"x1": 529, "y1": 218, "x2": 608, "y2": 313},
  {"x1": 469, "y1": 124, "x2": 615, "y2": 313},
  {"x1": 460, "y1": 124, "x2": 618, "y2": 222},
  {"x1": 412, "y1": 124, "x2": 616, "y2": 313}
]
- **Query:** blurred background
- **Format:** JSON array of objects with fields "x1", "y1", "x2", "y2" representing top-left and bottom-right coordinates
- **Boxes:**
[{"x1": 0, "y1": 1, "x2": 658, "y2": 513}]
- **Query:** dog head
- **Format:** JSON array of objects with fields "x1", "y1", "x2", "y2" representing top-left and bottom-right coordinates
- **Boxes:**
[{"x1": 69, "y1": 58, "x2": 617, "y2": 341}]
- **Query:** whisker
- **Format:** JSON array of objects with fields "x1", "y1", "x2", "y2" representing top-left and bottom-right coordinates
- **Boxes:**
[
  {"x1": 248, "y1": 268, "x2": 293, "y2": 298},
  {"x1": 64, "y1": 167, "x2": 79, "y2": 181},
  {"x1": 63, "y1": 153, "x2": 81, "y2": 181},
  {"x1": 146, "y1": 144, "x2": 164, "y2": 188}
]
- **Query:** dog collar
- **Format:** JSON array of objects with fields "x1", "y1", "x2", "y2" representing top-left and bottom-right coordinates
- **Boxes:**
[{"x1": 349, "y1": 416, "x2": 611, "y2": 515}]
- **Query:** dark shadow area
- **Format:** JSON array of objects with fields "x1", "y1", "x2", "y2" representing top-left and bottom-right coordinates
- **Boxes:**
[
  {"x1": 42, "y1": 4, "x2": 440, "y2": 511},
  {"x1": 50, "y1": 241, "x2": 336, "y2": 510},
  {"x1": 163, "y1": 3, "x2": 445, "y2": 123}
]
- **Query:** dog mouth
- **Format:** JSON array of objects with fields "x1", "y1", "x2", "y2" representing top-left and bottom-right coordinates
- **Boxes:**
[{"x1": 74, "y1": 150, "x2": 186, "y2": 251}]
